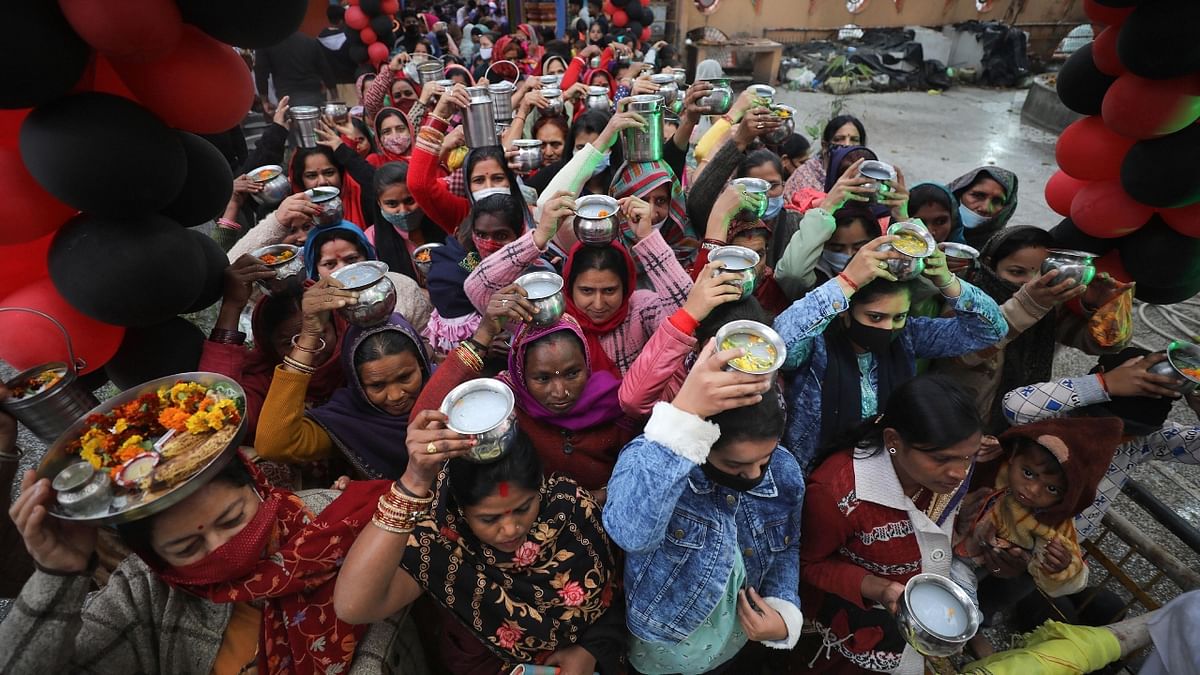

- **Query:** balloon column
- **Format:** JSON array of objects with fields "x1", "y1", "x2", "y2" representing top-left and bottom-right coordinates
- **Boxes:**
[
  {"x1": 343, "y1": 0, "x2": 401, "y2": 69},
  {"x1": 0, "y1": 0, "x2": 305, "y2": 384},
  {"x1": 1048, "y1": 0, "x2": 1200, "y2": 305},
  {"x1": 603, "y1": 0, "x2": 657, "y2": 44}
]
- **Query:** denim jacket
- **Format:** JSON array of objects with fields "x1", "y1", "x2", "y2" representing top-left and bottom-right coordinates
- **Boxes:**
[
  {"x1": 603, "y1": 402, "x2": 805, "y2": 647},
  {"x1": 773, "y1": 276, "x2": 1008, "y2": 470}
]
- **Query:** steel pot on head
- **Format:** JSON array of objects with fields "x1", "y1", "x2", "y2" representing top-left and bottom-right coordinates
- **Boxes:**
[
  {"x1": 573, "y1": 195, "x2": 621, "y2": 246},
  {"x1": 331, "y1": 261, "x2": 397, "y2": 328},
  {"x1": 620, "y1": 94, "x2": 664, "y2": 163}
]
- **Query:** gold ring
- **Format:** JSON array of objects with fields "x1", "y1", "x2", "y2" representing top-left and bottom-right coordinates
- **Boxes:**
[
  {"x1": 756, "y1": 123, "x2": 765, "y2": 130},
  {"x1": 426, "y1": 442, "x2": 438, "y2": 454}
]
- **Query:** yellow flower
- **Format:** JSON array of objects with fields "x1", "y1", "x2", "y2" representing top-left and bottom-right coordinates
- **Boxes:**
[
  {"x1": 79, "y1": 446, "x2": 102, "y2": 470},
  {"x1": 185, "y1": 413, "x2": 210, "y2": 435},
  {"x1": 112, "y1": 418, "x2": 128, "y2": 434},
  {"x1": 119, "y1": 435, "x2": 145, "y2": 450}
]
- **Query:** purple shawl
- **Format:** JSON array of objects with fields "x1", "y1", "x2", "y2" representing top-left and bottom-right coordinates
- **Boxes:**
[
  {"x1": 824, "y1": 144, "x2": 890, "y2": 221},
  {"x1": 307, "y1": 313, "x2": 432, "y2": 479},
  {"x1": 498, "y1": 315, "x2": 624, "y2": 432}
]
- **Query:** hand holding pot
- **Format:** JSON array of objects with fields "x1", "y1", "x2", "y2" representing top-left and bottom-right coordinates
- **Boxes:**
[
  {"x1": 10, "y1": 471, "x2": 98, "y2": 575},
  {"x1": 594, "y1": 103, "x2": 647, "y2": 152},
  {"x1": 315, "y1": 121, "x2": 343, "y2": 151},
  {"x1": 1023, "y1": 269, "x2": 1084, "y2": 308},
  {"x1": 223, "y1": 255, "x2": 275, "y2": 308},
  {"x1": 682, "y1": 81, "x2": 714, "y2": 123},
  {"x1": 434, "y1": 83, "x2": 471, "y2": 118},
  {"x1": 921, "y1": 246, "x2": 956, "y2": 292},
  {"x1": 881, "y1": 166, "x2": 910, "y2": 220},
  {"x1": 684, "y1": 260, "x2": 744, "y2": 322},
  {"x1": 673, "y1": 339, "x2": 773, "y2": 419},
  {"x1": 536, "y1": 190, "x2": 575, "y2": 248},
  {"x1": 272, "y1": 95, "x2": 291, "y2": 128},
  {"x1": 839, "y1": 234, "x2": 900, "y2": 291},
  {"x1": 400, "y1": 410, "x2": 475, "y2": 495},
  {"x1": 1081, "y1": 272, "x2": 1132, "y2": 313},
  {"x1": 301, "y1": 277, "x2": 358, "y2": 337},
  {"x1": 276, "y1": 192, "x2": 320, "y2": 230},
  {"x1": 1101, "y1": 353, "x2": 1182, "y2": 399},
  {"x1": 819, "y1": 158, "x2": 872, "y2": 212},
  {"x1": 618, "y1": 195, "x2": 653, "y2": 241},
  {"x1": 480, "y1": 283, "x2": 537, "y2": 341},
  {"x1": 733, "y1": 107, "x2": 782, "y2": 150}
]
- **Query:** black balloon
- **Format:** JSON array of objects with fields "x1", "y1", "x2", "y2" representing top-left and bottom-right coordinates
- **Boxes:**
[
  {"x1": 20, "y1": 92, "x2": 187, "y2": 217},
  {"x1": 627, "y1": 22, "x2": 644, "y2": 40},
  {"x1": 177, "y1": 0, "x2": 308, "y2": 49},
  {"x1": 1117, "y1": 0, "x2": 1200, "y2": 79},
  {"x1": 642, "y1": 7, "x2": 656, "y2": 27},
  {"x1": 611, "y1": 0, "x2": 631, "y2": 7},
  {"x1": 162, "y1": 132, "x2": 234, "y2": 227},
  {"x1": 349, "y1": 43, "x2": 369, "y2": 64},
  {"x1": 370, "y1": 14, "x2": 394, "y2": 37},
  {"x1": 344, "y1": 26, "x2": 363, "y2": 46},
  {"x1": 1134, "y1": 276, "x2": 1200, "y2": 305},
  {"x1": 1118, "y1": 216, "x2": 1200, "y2": 289},
  {"x1": 49, "y1": 213, "x2": 206, "y2": 326},
  {"x1": 1055, "y1": 44, "x2": 1115, "y2": 116},
  {"x1": 360, "y1": 0, "x2": 383, "y2": 17},
  {"x1": 1121, "y1": 124, "x2": 1200, "y2": 208},
  {"x1": 184, "y1": 229, "x2": 230, "y2": 313},
  {"x1": 1050, "y1": 218, "x2": 1117, "y2": 256},
  {"x1": 105, "y1": 317, "x2": 205, "y2": 390},
  {"x1": 2, "y1": 2, "x2": 90, "y2": 109}
]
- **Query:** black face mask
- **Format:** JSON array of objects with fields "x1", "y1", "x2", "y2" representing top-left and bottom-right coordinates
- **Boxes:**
[
  {"x1": 846, "y1": 317, "x2": 898, "y2": 355},
  {"x1": 701, "y1": 462, "x2": 765, "y2": 493}
]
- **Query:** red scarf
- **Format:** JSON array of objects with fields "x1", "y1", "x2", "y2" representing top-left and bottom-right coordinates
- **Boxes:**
[
  {"x1": 152, "y1": 461, "x2": 390, "y2": 674},
  {"x1": 562, "y1": 241, "x2": 637, "y2": 376}
]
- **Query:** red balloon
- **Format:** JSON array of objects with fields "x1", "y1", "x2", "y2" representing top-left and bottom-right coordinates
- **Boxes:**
[
  {"x1": 1071, "y1": 179, "x2": 1155, "y2": 238},
  {"x1": 83, "y1": 54, "x2": 138, "y2": 100},
  {"x1": 1160, "y1": 201, "x2": 1200, "y2": 237},
  {"x1": 360, "y1": 27, "x2": 378, "y2": 45},
  {"x1": 1083, "y1": 0, "x2": 1133, "y2": 27},
  {"x1": 0, "y1": 276, "x2": 124, "y2": 375},
  {"x1": 110, "y1": 26, "x2": 254, "y2": 134},
  {"x1": 1092, "y1": 26, "x2": 1124, "y2": 76},
  {"x1": 1045, "y1": 170, "x2": 1088, "y2": 217},
  {"x1": 641, "y1": 0, "x2": 652, "y2": 6},
  {"x1": 612, "y1": 9, "x2": 629, "y2": 27},
  {"x1": 381, "y1": 0, "x2": 400, "y2": 14},
  {"x1": 0, "y1": 109, "x2": 29, "y2": 149},
  {"x1": 641, "y1": 26, "x2": 652, "y2": 42},
  {"x1": 0, "y1": 147, "x2": 77, "y2": 245},
  {"x1": 346, "y1": 6, "x2": 369, "y2": 30},
  {"x1": 1093, "y1": 249, "x2": 1132, "y2": 285},
  {"x1": 603, "y1": 1, "x2": 615, "y2": 15},
  {"x1": 59, "y1": 0, "x2": 181, "y2": 60},
  {"x1": 1056, "y1": 116, "x2": 1137, "y2": 181},
  {"x1": 1102, "y1": 72, "x2": 1200, "y2": 140},
  {"x1": 368, "y1": 41, "x2": 389, "y2": 66},
  {"x1": 0, "y1": 232, "x2": 53, "y2": 292}
]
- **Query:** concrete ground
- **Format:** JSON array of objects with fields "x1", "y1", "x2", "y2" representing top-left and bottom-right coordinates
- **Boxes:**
[{"x1": 2, "y1": 89, "x2": 1196, "y2": 653}]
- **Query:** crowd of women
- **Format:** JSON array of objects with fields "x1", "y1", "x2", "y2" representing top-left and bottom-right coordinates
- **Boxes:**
[{"x1": 3, "y1": 4, "x2": 1199, "y2": 675}]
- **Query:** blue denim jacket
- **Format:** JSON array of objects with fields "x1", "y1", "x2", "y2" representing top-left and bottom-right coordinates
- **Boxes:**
[
  {"x1": 603, "y1": 403, "x2": 805, "y2": 645},
  {"x1": 773, "y1": 276, "x2": 1008, "y2": 470}
]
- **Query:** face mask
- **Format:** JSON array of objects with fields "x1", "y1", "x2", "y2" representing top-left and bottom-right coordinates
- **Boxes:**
[
  {"x1": 591, "y1": 151, "x2": 611, "y2": 177},
  {"x1": 381, "y1": 209, "x2": 417, "y2": 232},
  {"x1": 472, "y1": 186, "x2": 509, "y2": 203},
  {"x1": 382, "y1": 134, "x2": 411, "y2": 156},
  {"x1": 821, "y1": 249, "x2": 851, "y2": 273},
  {"x1": 158, "y1": 493, "x2": 278, "y2": 586},
  {"x1": 958, "y1": 203, "x2": 991, "y2": 229},
  {"x1": 472, "y1": 234, "x2": 506, "y2": 257},
  {"x1": 846, "y1": 316, "x2": 899, "y2": 355},
  {"x1": 479, "y1": 47, "x2": 493, "y2": 60},
  {"x1": 764, "y1": 195, "x2": 784, "y2": 220},
  {"x1": 651, "y1": 216, "x2": 669, "y2": 230},
  {"x1": 701, "y1": 461, "x2": 765, "y2": 492}
]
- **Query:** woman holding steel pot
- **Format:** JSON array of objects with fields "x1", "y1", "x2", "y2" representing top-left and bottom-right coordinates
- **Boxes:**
[
  {"x1": 335, "y1": 413, "x2": 625, "y2": 675},
  {"x1": 412, "y1": 282, "x2": 635, "y2": 493}
]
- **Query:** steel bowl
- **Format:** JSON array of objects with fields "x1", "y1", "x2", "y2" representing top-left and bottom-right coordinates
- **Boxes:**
[
  {"x1": 541, "y1": 87, "x2": 564, "y2": 116},
  {"x1": 331, "y1": 261, "x2": 397, "y2": 328},
  {"x1": 573, "y1": 195, "x2": 621, "y2": 246},
  {"x1": 412, "y1": 242, "x2": 442, "y2": 279},
  {"x1": 859, "y1": 160, "x2": 897, "y2": 204},
  {"x1": 698, "y1": 78, "x2": 733, "y2": 114},
  {"x1": 730, "y1": 177, "x2": 770, "y2": 222},
  {"x1": 247, "y1": 164, "x2": 291, "y2": 207},
  {"x1": 440, "y1": 378, "x2": 519, "y2": 463},
  {"x1": 35, "y1": 372, "x2": 247, "y2": 525},
  {"x1": 709, "y1": 245, "x2": 761, "y2": 299},
  {"x1": 1147, "y1": 340, "x2": 1200, "y2": 393},
  {"x1": 585, "y1": 86, "x2": 611, "y2": 112},
  {"x1": 939, "y1": 242, "x2": 980, "y2": 280},
  {"x1": 323, "y1": 101, "x2": 349, "y2": 125},
  {"x1": 881, "y1": 221, "x2": 936, "y2": 281},
  {"x1": 306, "y1": 186, "x2": 344, "y2": 227},
  {"x1": 1041, "y1": 248, "x2": 1096, "y2": 287},
  {"x1": 672, "y1": 68, "x2": 687, "y2": 88},
  {"x1": 53, "y1": 463, "x2": 113, "y2": 518},
  {"x1": 516, "y1": 271, "x2": 565, "y2": 327},
  {"x1": 651, "y1": 73, "x2": 679, "y2": 107},
  {"x1": 539, "y1": 74, "x2": 563, "y2": 89},
  {"x1": 250, "y1": 244, "x2": 306, "y2": 297},
  {"x1": 763, "y1": 104, "x2": 796, "y2": 145},
  {"x1": 896, "y1": 573, "x2": 982, "y2": 657},
  {"x1": 748, "y1": 83, "x2": 776, "y2": 107},
  {"x1": 714, "y1": 320, "x2": 787, "y2": 375},
  {"x1": 513, "y1": 139, "x2": 544, "y2": 173}
]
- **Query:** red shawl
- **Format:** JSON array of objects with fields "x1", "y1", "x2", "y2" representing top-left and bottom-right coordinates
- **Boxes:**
[
  {"x1": 152, "y1": 459, "x2": 391, "y2": 674},
  {"x1": 562, "y1": 241, "x2": 638, "y2": 377},
  {"x1": 289, "y1": 151, "x2": 369, "y2": 230}
]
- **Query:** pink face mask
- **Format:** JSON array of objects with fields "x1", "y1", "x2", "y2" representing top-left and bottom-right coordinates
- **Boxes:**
[{"x1": 382, "y1": 133, "x2": 411, "y2": 156}]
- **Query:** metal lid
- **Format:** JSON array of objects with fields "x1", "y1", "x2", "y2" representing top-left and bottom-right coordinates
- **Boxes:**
[
  {"x1": 434, "y1": 79, "x2": 454, "y2": 88},
  {"x1": 731, "y1": 177, "x2": 770, "y2": 194},
  {"x1": 52, "y1": 461, "x2": 95, "y2": 492},
  {"x1": 488, "y1": 81, "x2": 515, "y2": 93},
  {"x1": 859, "y1": 160, "x2": 897, "y2": 182},
  {"x1": 651, "y1": 73, "x2": 676, "y2": 84},
  {"x1": 332, "y1": 261, "x2": 388, "y2": 291},
  {"x1": 289, "y1": 106, "x2": 320, "y2": 119},
  {"x1": 542, "y1": 87, "x2": 563, "y2": 98},
  {"x1": 626, "y1": 94, "x2": 663, "y2": 111},
  {"x1": 307, "y1": 186, "x2": 340, "y2": 204},
  {"x1": 513, "y1": 139, "x2": 542, "y2": 148},
  {"x1": 587, "y1": 86, "x2": 609, "y2": 96}
]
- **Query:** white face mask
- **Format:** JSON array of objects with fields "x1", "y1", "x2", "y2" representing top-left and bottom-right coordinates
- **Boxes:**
[
  {"x1": 472, "y1": 186, "x2": 509, "y2": 202},
  {"x1": 652, "y1": 216, "x2": 669, "y2": 230},
  {"x1": 958, "y1": 203, "x2": 991, "y2": 229},
  {"x1": 821, "y1": 249, "x2": 851, "y2": 273},
  {"x1": 479, "y1": 47, "x2": 493, "y2": 60}
]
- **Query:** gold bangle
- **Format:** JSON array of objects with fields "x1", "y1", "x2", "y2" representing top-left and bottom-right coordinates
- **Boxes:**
[
  {"x1": 291, "y1": 334, "x2": 327, "y2": 354},
  {"x1": 281, "y1": 355, "x2": 316, "y2": 375},
  {"x1": 371, "y1": 514, "x2": 414, "y2": 535}
]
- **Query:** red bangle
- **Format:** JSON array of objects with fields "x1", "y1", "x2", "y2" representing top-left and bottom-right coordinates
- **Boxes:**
[
  {"x1": 216, "y1": 217, "x2": 242, "y2": 231},
  {"x1": 669, "y1": 308, "x2": 700, "y2": 336},
  {"x1": 1096, "y1": 371, "x2": 1108, "y2": 394},
  {"x1": 837, "y1": 272, "x2": 859, "y2": 292}
]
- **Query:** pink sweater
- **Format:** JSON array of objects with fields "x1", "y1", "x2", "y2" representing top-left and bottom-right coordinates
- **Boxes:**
[
  {"x1": 616, "y1": 313, "x2": 696, "y2": 417},
  {"x1": 464, "y1": 229, "x2": 693, "y2": 374}
]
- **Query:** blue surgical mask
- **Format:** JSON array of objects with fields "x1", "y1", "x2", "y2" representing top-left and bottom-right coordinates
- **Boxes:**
[
  {"x1": 958, "y1": 203, "x2": 991, "y2": 229},
  {"x1": 381, "y1": 209, "x2": 417, "y2": 232},
  {"x1": 591, "y1": 151, "x2": 611, "y2": 177},
  {"x1": 479, "y1": 47, "x2": 493, "y2": 61},
  {"x1": 821, "y1": 249, "x2": 851, "y2": 273},
  {"x1": 764, "y1": 195, "x2": 784, "y2": 220}
]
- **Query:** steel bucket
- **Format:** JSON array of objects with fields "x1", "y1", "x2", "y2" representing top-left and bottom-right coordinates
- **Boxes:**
[
  {"x1": 0, "y1": 308, "x2": 99, "y2": 442},
  {"x1": 463, "y1": 86, "x2": 498, "y2": 148},
  {"x1": 620, "y1": 94, "x2": 664, "y2": 163}
]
